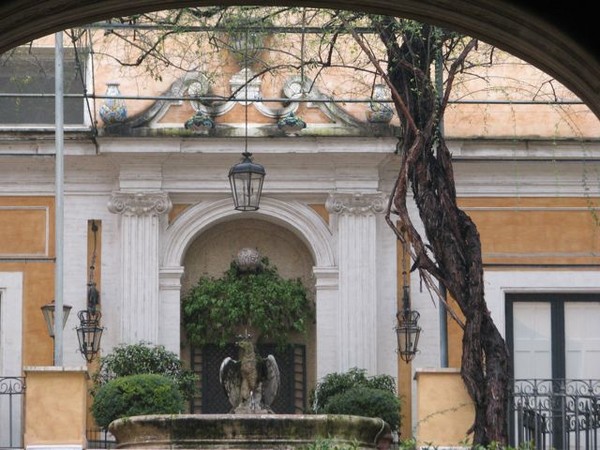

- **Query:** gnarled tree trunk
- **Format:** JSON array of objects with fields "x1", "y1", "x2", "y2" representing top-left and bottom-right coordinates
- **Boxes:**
[{"x1": 364, "y1": 18, "x2": 512, "y2": 445}]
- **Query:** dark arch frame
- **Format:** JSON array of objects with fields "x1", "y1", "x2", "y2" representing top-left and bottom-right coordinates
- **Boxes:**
[{"x1": 0, "y1": 1, "x2": 598, "y2": 118}]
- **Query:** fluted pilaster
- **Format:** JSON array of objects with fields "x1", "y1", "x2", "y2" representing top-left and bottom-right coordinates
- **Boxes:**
[
  {"x1": 108, "y1": 191, "x2": 172, "y2": 344},
  {"x1": 326, "y1": 192, "x2": 386, "y2": 373}
]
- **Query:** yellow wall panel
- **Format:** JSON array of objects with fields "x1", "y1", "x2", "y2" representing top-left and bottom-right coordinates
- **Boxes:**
[
  {"x1": 0, "y1": 207, "x2": 48, "y2": 256},
  {"x1": 0, "y1": 197, "x2": 55, "y2": 257},
  {"x1": 0, "y1": 196, "x2": 56, "y2": 367},
  {"x1": 459, "y1": 197, "x2": 600, "y2": 265}
]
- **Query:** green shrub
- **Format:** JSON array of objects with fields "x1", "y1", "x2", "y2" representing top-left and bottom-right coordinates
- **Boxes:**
[
  {"x1": 323, "y1": 386, "x2": 401, "y2": 431},
  {"x1": 91, "y1": 374, "x2": 184, "y2": 429},
  {"x1": 310, "y1": 367, "x2": 396, "y2": 413},
  {"x1": 91, "y1": 342, "x2": 197, "y2": 400}
]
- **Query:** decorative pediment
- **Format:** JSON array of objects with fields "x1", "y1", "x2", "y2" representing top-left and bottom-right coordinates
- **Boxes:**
[{"x1": 99, "y1": 69, "x2": 398, "y2": 138}]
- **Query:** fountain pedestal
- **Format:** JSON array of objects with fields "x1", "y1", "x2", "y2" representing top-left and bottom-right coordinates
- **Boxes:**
[{"x1": 109, "y1": 413, "x2": 392, "y2": 449}]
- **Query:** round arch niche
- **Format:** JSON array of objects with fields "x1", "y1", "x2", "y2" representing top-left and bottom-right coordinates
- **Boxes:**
[
  {"x1": 180, "y1": 217, "x2": 318, "y2": 413},
  {"x1": 159, "y1": 197, "x2": 337, "y2": 398},
  {"x1": 181, "y1": 218, "x2": 315, "y2": 291}
]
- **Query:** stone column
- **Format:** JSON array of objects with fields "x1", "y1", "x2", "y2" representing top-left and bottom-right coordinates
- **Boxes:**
[
  {"x1": 326, "y1": 192, "x2": 386, "y2": 374},
  {"x1": 108, "y1": 191, "x2": 172, "y2": 344}
]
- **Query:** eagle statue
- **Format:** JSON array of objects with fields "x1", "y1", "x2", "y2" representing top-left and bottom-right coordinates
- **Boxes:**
[{"x1": 219, "y1": 336, "x2": 280, "y2": 414}]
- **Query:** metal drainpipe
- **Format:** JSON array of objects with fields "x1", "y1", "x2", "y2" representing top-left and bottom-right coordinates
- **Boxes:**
[
  {"x1": 436, "y1": 52, "x2": 449, "y2": 368},
  {"x1": 439, "y1": 283, "x2": 449, "y2": 367},
  {"x1": 54, "y1": 30, "x2": 65, "y2": 366}
]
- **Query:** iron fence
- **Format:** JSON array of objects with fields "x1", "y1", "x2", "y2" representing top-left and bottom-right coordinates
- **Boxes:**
[
  {"x1": 510, "y1": 379, "x2": 600, "y2": 450},
  {"x1": 86, "y1": 427, "x2": 116, "y2": 449},
  {"x1": 0, "y1": 377, "x2": 25, "y2": 449}
]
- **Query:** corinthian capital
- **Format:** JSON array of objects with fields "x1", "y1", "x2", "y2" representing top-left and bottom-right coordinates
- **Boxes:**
[
  {"x1": 108, "y1": 191, "x2": 172, "y2": 216},
  {"x1": 325, "y1": 192, "x2": 387, "y2": 216}
]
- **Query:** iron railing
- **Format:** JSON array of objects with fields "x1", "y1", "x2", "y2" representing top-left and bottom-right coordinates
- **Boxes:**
[
  {"x1": 0, "y1": 377, "x2": 25, "y2": 449},
  {"x1": 86, "y1": 427, "x2": 116, "y2": 449},
  {"x1": 510, "y1": 379, "x2": 600, "y2": 450}
]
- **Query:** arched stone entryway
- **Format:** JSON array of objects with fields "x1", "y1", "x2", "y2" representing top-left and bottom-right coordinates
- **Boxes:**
[
  {"x1": 159, "y1": 197, "x2": 339, "y2": 379},
  {"x1": 0, "y1": 1, "x2": 598, "y2": 118}
]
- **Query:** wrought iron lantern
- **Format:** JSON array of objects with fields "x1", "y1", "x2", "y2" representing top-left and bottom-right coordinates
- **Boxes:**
[
  {"x1": 395, "y1": 284, "x2": 421, "y2": 363},
  {"x1": 41, "y1": 300, "x2": 72, "y2": 338},
  {"x1": 228, "y1": 151, "x2": 266, "y2": 211},
  {"x1": 228, "y1": 23, "x2": 266, "y2": 212},
  {"x1": 75, "y1": 220, "x2": 104, "y2": 362},
  {"x1": 76, "y1": 309, "x2": 103, "y2": 363},
  {"x1": 395, "y1": 237, "x2": 421, "y2": 362}
]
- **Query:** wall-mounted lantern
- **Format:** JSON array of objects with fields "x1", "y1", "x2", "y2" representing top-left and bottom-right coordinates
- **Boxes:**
[{"x1": 41, "y1": 300, "x2": 72, "y2": 338}]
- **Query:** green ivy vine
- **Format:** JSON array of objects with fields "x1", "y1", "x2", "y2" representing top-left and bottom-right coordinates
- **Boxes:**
[{"x1": 182, "y1": 257, "x2": 314, "y2": 347}]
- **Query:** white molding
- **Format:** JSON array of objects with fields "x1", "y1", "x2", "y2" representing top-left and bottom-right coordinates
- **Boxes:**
[
  {"x1": 0, "y1": 272, "x2": 23, "y2": 375},
  {"x1": 447, "y1": 139, "x2": 600, "y2": 160},
  {"x1": 484, "y1": 270, "x2": 600, "y2": 338},
  {"x1": 0, "y1": 274, "x2": 24, "y2": 450},
  {"x1": 162, "y1": 197, "x2": 335, "y2": 268},
  {"x1": 97, "y1": 136, "x2": 398, "y2": 154}
]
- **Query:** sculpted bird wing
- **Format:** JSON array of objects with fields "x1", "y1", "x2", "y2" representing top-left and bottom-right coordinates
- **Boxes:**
[
  {"x1": 261, "y1": 354, "x2": 280, "y2": 408},
  {"x1": 220, "y1": 356, "x2": 241, "y2": 410}
]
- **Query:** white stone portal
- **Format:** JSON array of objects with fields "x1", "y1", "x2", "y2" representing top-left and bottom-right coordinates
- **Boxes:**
[{"x1": 160, "y1": 197, "x2": 339, "y2": 376}]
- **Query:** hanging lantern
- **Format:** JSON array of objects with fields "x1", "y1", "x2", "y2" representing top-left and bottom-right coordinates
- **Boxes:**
[
  {"x1": 395, "y1": 284, "x2": 421, "y2": 363},
  {"x1": 75, "y1": 219, "x2": 104, "y2": 362},
  {"x1": 395, "y1": 253, "x2": 421, "y2": 363},
  {"x1": 76, "y1": 309, "x2": 103, "y2": 363},
  {"x1": 228, "y1": 152, "x2": 266, "y2": 211},
  {"x1": 395, "y1": 308, "x2": 421, "y2": 363}
]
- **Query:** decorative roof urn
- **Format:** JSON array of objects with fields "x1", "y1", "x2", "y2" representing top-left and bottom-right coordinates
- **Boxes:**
[{"x1": 99, "y1": 82, "x2": 128, "y2": 125}]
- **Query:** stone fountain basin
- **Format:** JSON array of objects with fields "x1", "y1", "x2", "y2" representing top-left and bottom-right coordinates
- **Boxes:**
[{"x1": 109, "y1": 413, "x2": 392, "y2": 449}]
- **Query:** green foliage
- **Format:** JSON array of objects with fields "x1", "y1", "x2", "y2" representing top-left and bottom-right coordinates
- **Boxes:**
[
  {"x1": 310, "y1": 367, "x2": 396, "y2": 413},
  {"x1": 91, "y1": 374, "x2": 184, "y2": 429},
  {"x1": 91, "y1": 342, "x2": 197, "y2": 400},
  {"x1": 182, "y1": 257, "x2": 313, "y2": 347},
  {"x1": 323, "y1": 386, "x2": 401, "y2": 431},
  {"x1": 397, "y1": 437, "x2": 417, "y2": 450}
]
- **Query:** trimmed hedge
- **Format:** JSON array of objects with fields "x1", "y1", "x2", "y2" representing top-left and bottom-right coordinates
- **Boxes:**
[
  {"x1": 310, "y1": 368, "x2": 401, "y2": 431},
  {"x1": 91, "y1": 373, "x2": 184, "y2": 429},
  {"x1": 322, "y1": 386, "x2": 401, "y2": 431},
  {"x1": 91, "y1": 342, "x2": 197, "y2": 400},
  {"x1": 310, "y1": 367, "x2": 396, "y2": 413}
]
